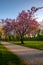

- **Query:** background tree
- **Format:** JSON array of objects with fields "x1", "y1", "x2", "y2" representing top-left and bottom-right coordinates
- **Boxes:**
[{"x1": 2, "y1": 19, "x2": 14, "y2": 40}]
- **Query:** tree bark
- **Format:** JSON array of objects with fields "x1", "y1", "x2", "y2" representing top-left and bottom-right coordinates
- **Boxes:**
[{"x1": 20, "y1": 36, "x2": 24, "y2": 44}]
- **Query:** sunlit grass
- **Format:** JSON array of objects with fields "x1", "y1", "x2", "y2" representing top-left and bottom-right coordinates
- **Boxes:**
[{"x1": 10, "y1": 41, "x2": 43, "y2": 50}]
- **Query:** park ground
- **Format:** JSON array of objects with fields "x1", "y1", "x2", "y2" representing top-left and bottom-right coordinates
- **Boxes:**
[
  {"x1": 9, "y1": 41, "x2": 43, "y2": 50},
  {"x1": 0, "y1": 41, "x2": 43, "y2": 65},
  {"x1": 0, "y1": 43, "x2": 28, "y2": 65}
]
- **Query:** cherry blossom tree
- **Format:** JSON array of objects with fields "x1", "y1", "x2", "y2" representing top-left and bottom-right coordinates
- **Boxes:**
[
  {"x1": 2, "y1": 19, "x2": 15, "y2": 40},
  {"x1": 15, "y1": 7, "x2": 43, "y2": 44},
  {"x1": 12, "y1": 7, "x2": 43, "y2": 44},
  {"x1": 15, "y1": 9, "x2": 39, "y2": 44}
]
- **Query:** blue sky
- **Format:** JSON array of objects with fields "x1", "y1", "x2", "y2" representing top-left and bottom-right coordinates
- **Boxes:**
[{"x1": 0, "y1": 0, "x2": 43, "y2": 22}]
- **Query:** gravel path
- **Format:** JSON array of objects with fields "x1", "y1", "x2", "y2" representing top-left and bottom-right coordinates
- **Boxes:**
[{"x1": 1, "y1": 41, "x2": 43, "y2": 65}]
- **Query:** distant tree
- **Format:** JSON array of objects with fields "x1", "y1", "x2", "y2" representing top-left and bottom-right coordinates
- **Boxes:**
[{"x1": 0, "y1": 31, "x2": 2, "y2": 39}]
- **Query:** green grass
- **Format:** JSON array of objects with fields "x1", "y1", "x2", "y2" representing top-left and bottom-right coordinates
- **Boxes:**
[
  {"x1": 0, "y1": 43, "x2": 26, "y2": 65},
  {"x1": 10, "y1": 41, "x2": 43, "y2": 50}
]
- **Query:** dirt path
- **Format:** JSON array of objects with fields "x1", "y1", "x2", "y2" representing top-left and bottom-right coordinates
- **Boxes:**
[{"x1": 1, "y1": 41, "x2": 43, "y2": 65}]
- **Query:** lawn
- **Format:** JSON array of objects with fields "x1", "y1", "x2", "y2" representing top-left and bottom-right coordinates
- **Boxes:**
[
  {"x1": 0, "y1": 43, "x2": 26, "y2": 65},
  {"x1": 10, "y1": 41, "x2": 43, "y2": 50}
]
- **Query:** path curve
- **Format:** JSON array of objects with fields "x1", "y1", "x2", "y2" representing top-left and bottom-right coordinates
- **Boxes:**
[{"x1": 1, "y1": 41, "x2": 43, "y2": 65}]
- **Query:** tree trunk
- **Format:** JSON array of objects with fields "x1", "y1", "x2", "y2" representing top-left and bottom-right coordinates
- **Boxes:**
[{"x1": 20, "y1": 36, "x2": 24, "y2": 44}]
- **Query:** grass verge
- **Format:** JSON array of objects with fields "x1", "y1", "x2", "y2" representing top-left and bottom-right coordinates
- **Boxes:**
[{"x1": 9, "y1": 41, "x2": 43, "y2": 50}]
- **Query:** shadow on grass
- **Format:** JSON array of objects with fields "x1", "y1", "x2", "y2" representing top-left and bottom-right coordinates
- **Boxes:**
[{"x1": 0, "y1": 44, "x2": 26, "y2": 65}]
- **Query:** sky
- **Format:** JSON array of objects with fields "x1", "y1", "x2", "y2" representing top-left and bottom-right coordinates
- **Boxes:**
[{"x1": 0, "y1": 0, "x2": 43, "y2": 22}]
